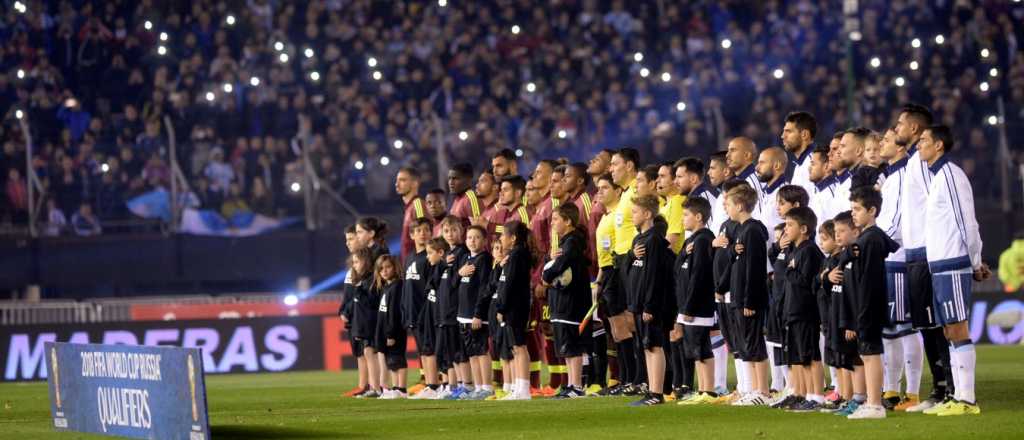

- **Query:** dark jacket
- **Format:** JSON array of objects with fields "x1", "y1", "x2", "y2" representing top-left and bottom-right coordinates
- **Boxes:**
[
  {"x1": 456, "y1": 251, "x2": 494, "y2": 321},
  {"x1": 436, "y1": 245, "x2": 468, "y2": 326},
  {"x1": 729, "y1": 218, "x2": 770, "y2": 310},
  {"x1": 627, "y1": 224, "x2": 676, "y2": 320},
  {"x1": 543, "y1": 230, "x2": 592, "y2": 323},
  {"x1": 494, "y1": 246, "x2": 534, "y2": 329},
  {"x1": 784, "y1": 239, "x2": 825, "y2": 324},
  {"x1": 846, "y1": 226, "x2": 901, "y2": 333},
  {"x1": 713, "y1": 219, "x2": 739, "y2": 295},
  {"x1": 350, "y1": 276, "x2": 378, "y2": 340},
  {"x1": 374, "y1": 280, "x2": 405, "y2": 349},
  {"x1": 401, "y1": 251, "x2": 430, "y2": 328},
  {"x1": 674, "y1": 228, "x2": 716, "y2": 320}
]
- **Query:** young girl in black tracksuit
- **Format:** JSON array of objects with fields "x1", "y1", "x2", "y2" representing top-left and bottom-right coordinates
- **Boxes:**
[
  {"x1": 349, "y1": 248, "x2": 380, "y2": 398},
  {"x1": 487, "y1": 239, "x2": 509, "y2": 394},
  {"x1": 495, "y1": 220, "x2": 536, "y2": 400},
  {"x1": 456, "y1": 225, "x2": 494, "y2": 398},
  {"x1": 373, "y1": 255, "x2": 406, "y2": 398}
]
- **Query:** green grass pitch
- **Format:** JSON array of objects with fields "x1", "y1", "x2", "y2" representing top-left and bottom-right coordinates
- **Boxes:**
[{"x1": 2, "y1": 345, "x2": 1022, "y2": 439}]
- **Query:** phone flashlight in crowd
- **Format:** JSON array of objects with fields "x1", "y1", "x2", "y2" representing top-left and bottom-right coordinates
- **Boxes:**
[
  {"x1": 205, "y1": 92, "x2": 215, "y2": 102},
  {"x1": 290, "y1": 182, "x2": 301, "y2": 193},
  {"x1": 144, "y1": 20, "x2": 153, "y2": 30},
  {"x1": 225, "y1": 15, "x2": 236, "y2": 26},
  {"x1": 223, "y1": 83, "x2": 233, "y2": 93},
  {"x1": 15, "y1": 109, "x2": 24, "y2": 120},
  {"x1": 64, "y1": 98, "x2": 78, "y2": 108},
  {"x1": 157, "y1": 45, "x2": 167, "y2": 55},
  {"x1": 101, "y1": 163, "x2": 110, "y2": 173},
  {"x1": 250, "y1": 77, "x2": 260, "y2": 87},
  {"x1": 368, "y1": 57, "x2": 378, "y2": 67}
]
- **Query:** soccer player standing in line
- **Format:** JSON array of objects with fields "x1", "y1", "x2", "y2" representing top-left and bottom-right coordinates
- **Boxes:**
[
  {"x1": 594, "y1": 173, "x2": 625, "y2": 395},
  {"x1": 448, "y1": 163, "x2": 482, "y2": 227},
  {"x1": 918, "y1": 125, "x2": 990, "y2": 416},
  {"x1": 657, "y1": 161, "x2": 686, "y2": 253},
  {"x1": 781, "y1": 111, "x2": 818, "y2": 195},
  {"x1": 396, "y1": 167, "x2": 426, "y2": 264},
  {"x1": 726, "y1": 137, "x2": 765, "y2": 221},
  {"x1": 610, "y1": 148, "x2": 645, "y2": 395}
]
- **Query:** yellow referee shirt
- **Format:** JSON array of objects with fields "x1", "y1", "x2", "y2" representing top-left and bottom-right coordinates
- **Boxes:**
[
  {"x1": 595, "y1": 204, "x2": 618, "y2": 268},
  {"x1": 660, "y1": 193, "x2": 686, "y2": 253},
  {"x1": 612, "y1": 179, "x2": 637, "y2": 255}
]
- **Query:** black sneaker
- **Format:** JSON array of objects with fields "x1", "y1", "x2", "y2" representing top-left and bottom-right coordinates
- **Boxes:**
[
  {"x1": 601, "y1": 384, "x2": 624, "y2": 396},
  {"x1": 771, "y1": 394, "x2": 798, "y2": 409},
  {"x1": 788, "y1": 399, "x2": 823, "y2": 413},
  {"x1": 622, "y1": 384, "x2": 641, "y2": 396},
  {"x1": 629, "y1": 394, "x2": 665, "y2": 406},
  {"x1": 564, "y1": 386, "x2": 586, "y2": 399},
  {"x1": 882, "y1": 395, "x2": 901, "y2": 410},
  {"x1": 673, "y1": 386, "x2": 692, "y2": 400},
  {"x1": 783, "y1": 396, "x2": 807, "y2": 410},
  {"x1": 819, "y1": 398, "x2": 844, "y2": 412}
]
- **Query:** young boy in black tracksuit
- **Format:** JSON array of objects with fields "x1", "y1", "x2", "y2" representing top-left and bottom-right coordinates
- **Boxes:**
[
  {"x1": 713, "y1": 216, "x2": 741, "y2": 394},
  {"x1": 374, "y1": 256, "x2": 407, "y2": 397},
  {"x1": 725, "y1": 184, "x2": 771, "y2": 405},
  {"x1": 626, "y1": 195, "x2": 675, "y2": 406},
  {"x1": 412, "y1": 237, "x2": 448, "y2": 399},
  {"x1": 487, "y1": 240, "x2": 508, "y2": 395},
  {"x1": 402, "y1": 219, "x2": 435, "y2": 396},
  {"x1": 542, "y1": 203, "x2": 592, "y2": 398},
  {"x1": 437, "y1": 217, "x2": 469, "y2": 397},
  {"x1": 832, "y1": 211, "x2": 863, "y2": 412},
  {"x1": 456, "y1": 226, "x2": 494, "y2": 399},
  {"x1": 768, "y1": 222, "x2": 789, "y2": 394},
  {"x1": 780, "y1": 207, "x2": 826, "y2": 412},
  {"x1": 815, "y1": 221, "x2": 844, "y2": 405},
  {"x1": 844, "y1": 188, "x2": 900, "y2": 419},
  {"x1": 495, "y1": 221, "x2": 535, "y2": 400},
  {"x1": 674, "y1": 197, "x2": 719, "y2": 404}
]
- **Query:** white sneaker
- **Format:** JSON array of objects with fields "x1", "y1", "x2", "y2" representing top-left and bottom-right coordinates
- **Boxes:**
[
  {"x1": 730, "y1": 393, "x2": 751, "y2": 406},
  {"x1": 502, "y1": 390, "x2": 531, "y2": 400},
  {"x1": 380, "y1": 389, "x2": 397, "y2": 399},
  {"x1": 411, "y1": 387, "x2": 438, "y2": 400},
  {"x1": 432, "y1": 387, "x2": 452, "y2": 400},
  {"x1": 848, "y1": 404, "x2": 886, "y2": 419},
  {"x1": 905, "y1": 398, "x2": 938, "y2": 412}
]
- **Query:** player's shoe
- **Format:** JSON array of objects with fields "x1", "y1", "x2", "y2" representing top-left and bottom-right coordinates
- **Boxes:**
[
  {"x1": 771, "y1": 394, "x2": 800, "y2": 409},
  {"x1": 356, "y1": 389, "x2": 381, "y2": 399},
  {"x1": 564, "y1": 386, "x2": 586, "y2": 399},
  {"x1": 343, "y1": 386, "x2": 366, "y2": 398},
  {"x1": 529, "y1": 387, "x2": 544, "y2": 397},
  {"x1": 882, "y1": 391, "x2": 902, "y2": 410},
  {"x1": 585, "y1": 384, "x2": 604, "y2": 396},
  {"x1": 678, "y1": 392, "x2": 714, "y2": 405},
  {"x1": 628, "y1": 394, "x2": 664, "y2": 406},
  {"x1": 606, "y1": 383, "x2": 629, "y2": 396},
  {"x1": 788, "y1": 399, "x2": 823, "y2": 413},
  {"x1": 447, "y1": 386, "x2": 470, "y2": 400},
  {"x1": 824, "y1": 388, "x2": 841, "y2": 403},
  {"x1": 411, "y1": 387, "x2": 438, "y2": 400},
  {"x1": 923, "y1": 397, "x2": 956, "y2": 415},
  {"x1": 935, "y1": 401, "x2": 981, "y2": 416},
  {"x1": 709, "y1": 393, "x2": 732, "y2": 405},
  {"x1": 408, "y1": 383, "x2": 426, "y2": 395},
  {"x1": 833, "y1": 400, "x2": 860, "y2": 416},
  {"x1": 431, "y1": 386, "x2": 452, "y2": 400},
  {"x1": 468, "y1": 388, "x2": 494, "y2": 400},
  {"x1": 819, "y1": 398, "x2": 844, "y2": 412},
  {"x1": 893, "y1": 394, "x2": 920, "y2": 411},
  {"x1": 848, "y1": 404, "x2": 886, "y2": 419},
  {"x1": 733, "y1": 393, "x2": 768, "y2": 406},
  {"x1": 502, "y1": 389, "x2": 531, "y2": 400},
  {"x1": 383, "y1": 389, "x2": 407, "y2": 399},
  {"x1": 379, "y1": 389, "x2": 396, "y2": 399},
  {"x1": 540, "y1": 386, "x2": 559, "y2": 397}
]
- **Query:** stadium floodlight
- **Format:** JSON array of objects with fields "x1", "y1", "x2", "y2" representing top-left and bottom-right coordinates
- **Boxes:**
[
  {"x1": 557, "y1": 129, "x2": 568, "y2": 139},
  {"x1": 222, "y1": 83, "x2": 233, "y2": 93},
  {"x1": 869, "y1": 57, "x2": 881, "y2": 68},
  {"x1": 512, "y1": 25, "x2": 521, "y2": 35},
  {"x1": 979, "y1": 82, "x2": 989, "y2": 92},
  {"x1": 157, "y1": 45, "x2": 167, "y2": 55},
  {"x1": 15, "y1": 109, "x2": 23, "y2": 120},
  {"x1": 849, "y1": 31, "x2": 862, "y2": 41},
  {"x1": 990, "y1": 67, "x2": 998, "y2": 77},
  {"x1": 226, "y1": 15, "x2": 236, "y2": 26},
  {"x1": 909, "y1": 61, "x2": 919, "y2": 70},
  {"x1": 304, "y1": 48, "x2": 314, "y2": 58},
  {"x1": 987, "y1": 115, "x2": 998, "y2": 125},
  {"x1": 144, "y1": 20, "x2": 153, "y2": 30},
  {"x1": 393, "y1": 139, "x2": 404, "y2": 149},
  {"x1": 290, "y1": 182, "x2": 301, "y2": 193},
  {"x1": 279, "y1": 53, "x2": 289, "y2": 63},
  {"x1": 101, "y1": 163, "x2": 110, "y2": 173},
  {"x1": 633, "y1": 52, "x2": 644, "y2": 62},
  {"x1": 661, "y1": 72, "x2": 672, "y2": 82},
  {"x1": 274, "y1": 41, "x2": 284, "y2": 51},
  {"x1": 250, "y1": 77, "x2": 260, "y2": 86},
  {"x1": 640, "y1": 67, "x2": 650, "y2": 78},
  {"x1": 205, "y1": 92, "x2": 215, "y2": 102},
  {"x1": 309, "y1": 71, "x2": 320, "y2": 81},
  {"x1": 676, "y1": 102, "x2": 686, "y2": 112},
  {"x1": 283, "y1": 294, "x2": 299, "y2": 306},
  {"x1": 981, "y1": 48, "x2": 990, "y2": 58},
  {"x1": 934, "y1": 34, "x2": 945, "y2": 45},
  {"x1": 160, "y1": 32, "x2": 168, "y2": 42},
  {"x1": 721, "y1": 39, "x2": 732, "y2": 49},
  {"x1": 514, "y1": 148, "x2": 524, "y2": 157},
  {"x1": 16, "y1": 69, "x2": 25, "y2": 79},
  {"x1": 894, "y1": 77, "x2": 905, "y2": 87},
  {"x1": 458, "y1": 131, "x2": 469, "y2": 141},
  {"x1": 372, "y1": 70, "x2": 382, "y2": 81},
  {"x1": 526, "y1": 82, "x2": 536, "y2": 93},
  {"x1": 773, "y1": 68, "x2": 784, "y2": 79},
  {"x1": 368, "y1": 57, "x2": 378, "y2": 67},
  {"x1": 355, "y1": 160, "x2": 365, "y2": 170},
  {"x1": 380, "y1": 156, "x2": 390, "y2": 166},
  {"x1": 911, "y1": 38, "x2": 921, "y2": 48}
]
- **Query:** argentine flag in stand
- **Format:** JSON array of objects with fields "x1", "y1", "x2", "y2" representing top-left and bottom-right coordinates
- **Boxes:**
[
  {"x1": 126, "y1": 188, "x2": 173, "y2": 222},
  {"x1": 180, "y1": 208, "x2": 299, "y2": 237}
]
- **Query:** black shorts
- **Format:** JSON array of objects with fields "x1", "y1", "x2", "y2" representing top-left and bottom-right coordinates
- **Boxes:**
[
  {"x1": 736, "y1": 311, "x2": 767, "y2": 362},
  {"x1": 716, "y1": 303, "x2": 740, "y2": 355},
  {"x1": 501, "y1": 318, "x2": 529, "y2": 349},
  {"x1": 437, "y1": 325, "x2": 466, "y2": 370},
  {"x1": 635, "y1": 316, "x2": 669, "y2": 350},
  {"x1": 785, "y1": 321, "x2": 821, "y2": 366},
  {"x1": 907, "y1": 260, "x2": 937, "y2": 329},
  {"x1": 683, "y1": 324, "x2": 713, "y2": 360},
  {"x1": 553, "y1": 321, "x2": 589, "y2": 357},
  {"x1": 765, "y1": 300, "x2": 784, "y2": 344},
  {"x1": 383, "y1": 332, "x2": 408, "y2": 370},
  {"x1": 459, "y1": 323, "x2": 489, "y2": 357},
  {"x1": 350, "y1": 334, "x2": 367, "y2": 357},
  {"x1": 413, "y1": 323, "x2": 436, "y2": 356},
  {"x1": 835, "y1": 331, "x2": 861, "y2": 370},
  {"x1": 857, "y1": 327, "x2": 884, "y2": 356}
]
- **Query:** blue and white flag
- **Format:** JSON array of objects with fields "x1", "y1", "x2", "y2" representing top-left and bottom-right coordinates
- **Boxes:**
[
  {"x1": 179, "y1": 208, "x2": 298, "y2": 236},
  {"x1": 126, "y1": 188, "x2": 172, "y2": 222}
]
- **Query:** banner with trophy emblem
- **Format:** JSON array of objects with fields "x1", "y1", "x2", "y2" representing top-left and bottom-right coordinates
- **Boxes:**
[{"x1": 45, "y1": 342, "x2": 211, "y2": 440}]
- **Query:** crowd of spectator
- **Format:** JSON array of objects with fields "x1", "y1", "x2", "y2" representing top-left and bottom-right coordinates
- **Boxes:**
[{"x1": 1, "y1": 0, "x2": 1023, "y2": 236}]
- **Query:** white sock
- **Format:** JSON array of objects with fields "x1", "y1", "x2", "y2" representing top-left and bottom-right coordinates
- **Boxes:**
[
  {"x1": 950, "y1": 343, "x2": 976, "y2": 403},
  {"x1": 481, "y1": 384, "x2": 493, "y2": 391},
  {"x1": 712, "y1": 337, "x2": 728, "y2": 391},
  {"x1": 808, "y1": 393, "x2": 824, "y2": 403},
  {"x1": 503, "y1": 382, "x2": 512, "y2": 393},
  {"x1": 516, "y1": 379, "x2": 530, "y2": 395},
  {"x1": 882, "y1": 337, "x2": 904, "y2": 393},
  {"x1": 829, "y1": 367, "x2": 838, "y2": 390},
  {"x1": 902, "y1": 332, "x2": 924, "y2": 396},
  {"x1": 734, "y1": 359, "x2": 748, "y2": 393},
  {"x1": 741, "y1": 362, "x2": 755, "y2": 394}
]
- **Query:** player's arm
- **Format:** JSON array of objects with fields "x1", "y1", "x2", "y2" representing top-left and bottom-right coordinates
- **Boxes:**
[{"x1": 952, "y1": 168, "x2": 984, "y2": 270}]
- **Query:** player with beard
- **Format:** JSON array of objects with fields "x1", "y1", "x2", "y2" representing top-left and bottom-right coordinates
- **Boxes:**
[
  {"x1": 491, "y1": 149, "x2": 519, "y2": 180},
  {"x1": 706, "y1": 152, "x2": 734, "y2": 237},
  {"x1": 781, "y1": 111, "x2": 818, "y2": 194},
  {"x1": 726, "y1": 137, "x2": 765, "y2": 221},
  {"x1": 755, "y1": 147, "x2": 792, "y2": 236},
  {"x1": 396, "y1": 167, "x2": 427, "y2": 264}
]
